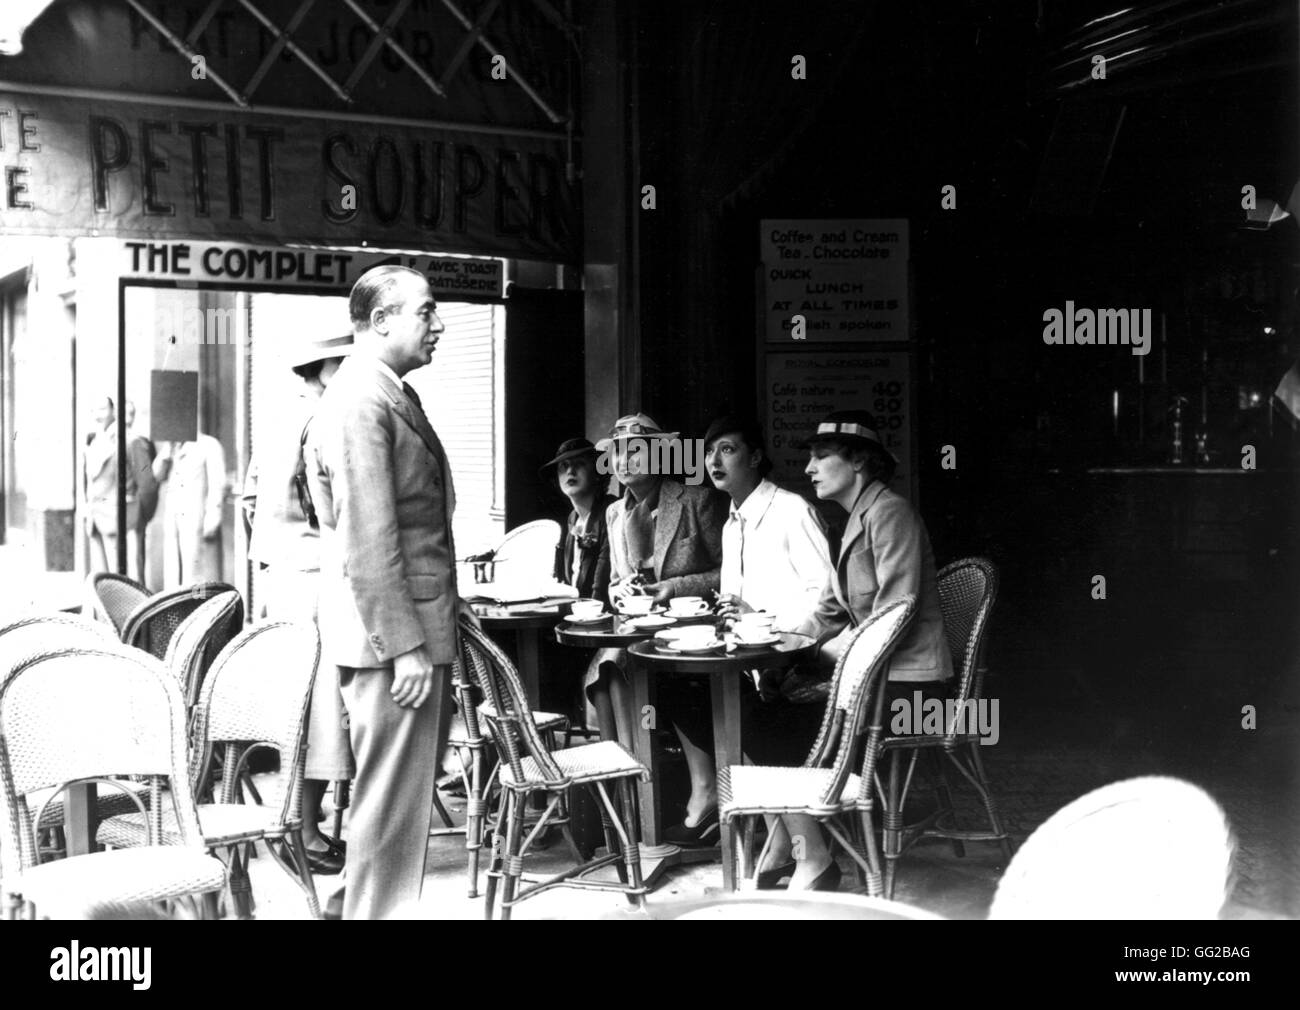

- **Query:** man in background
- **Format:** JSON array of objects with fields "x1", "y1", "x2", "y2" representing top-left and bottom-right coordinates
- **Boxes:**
[{"x1": 83, "y1": 395, "x2": 157, "y2": 584}]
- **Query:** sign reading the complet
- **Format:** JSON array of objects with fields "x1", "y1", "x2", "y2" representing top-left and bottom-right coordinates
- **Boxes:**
[
  {"x1": 765, "y1": 350, "x2": 914, "y2": 500},
  {"x1": 761, "y1": 219, "x2": 909, "y2": 343},
  {"x1": 121, "y1": 240, "x2": 503, "y2": 298}
]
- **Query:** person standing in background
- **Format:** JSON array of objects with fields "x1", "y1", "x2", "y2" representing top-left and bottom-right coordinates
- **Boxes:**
[
  {"x1": 123, "y1": 399, "x2": 158, "y2": 582},
  {"x1": 155, "y1": 430, "x2": 227, "y2": 588},
  {"x1": 83, "y1": 395, "x2": 157, "y2": 585},
  {"x1": 241, "y1": 331, "x2": 356, "y2": 877}
]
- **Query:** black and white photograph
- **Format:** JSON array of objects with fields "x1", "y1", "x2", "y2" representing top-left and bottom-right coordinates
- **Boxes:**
[{"x1": 0, "y1": 0, "x2": 1294, "y2": 958}]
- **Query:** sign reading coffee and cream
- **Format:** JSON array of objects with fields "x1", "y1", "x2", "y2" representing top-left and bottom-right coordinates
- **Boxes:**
[{"x1": 761, "y1": 219, "x2": 909, "y2": 343}]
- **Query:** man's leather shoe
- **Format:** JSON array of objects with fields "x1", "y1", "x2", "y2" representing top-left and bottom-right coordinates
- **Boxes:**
[{"x1": 305, "y1": 845, "x2": 345, "y2": 875}]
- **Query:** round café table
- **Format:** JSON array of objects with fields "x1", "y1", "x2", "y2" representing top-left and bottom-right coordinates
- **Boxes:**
[
  {"x1": 470, "y1": 601, "x2": 569, "y2": 709},
  {"x1": 626, "y1": 632, "x2": 816, "y2": 891},
  {"x1": 553, "y1": 610, "x2": 719, "y2": 888}
]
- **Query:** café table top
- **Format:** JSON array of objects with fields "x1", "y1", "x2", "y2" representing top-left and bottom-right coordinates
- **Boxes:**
[
  {"x1": 626, "y1": 632, "x2": 815, "y2": 674},
  {"x1": 470, "y1": 599, "x2": 570, "y2": 629},
  {"x1": 554, "y1": 611, "x2": 718, "y2": 648}
]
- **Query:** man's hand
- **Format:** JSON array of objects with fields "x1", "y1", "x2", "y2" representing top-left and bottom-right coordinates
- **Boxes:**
[
  {"x1": 391, "y1": 645, "x2": 438, "y2": 708},
  {"x1": 457, "y1": 599, "x2": 483, "y2": 630}
]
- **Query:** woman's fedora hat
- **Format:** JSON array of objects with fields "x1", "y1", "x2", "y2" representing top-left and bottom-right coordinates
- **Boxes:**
[
  {"x1": 802, "y1": 409, "x2": 898, "y2": 461},
  {"x1": 288, "y1": 332, "x2": 354, "y2": 369},
  {"x1": 539, "y1": 437, "x2": 599, "y2": 477},
  {"x1": 594, "y1": 413, "x2": 680, "y2": 452}
]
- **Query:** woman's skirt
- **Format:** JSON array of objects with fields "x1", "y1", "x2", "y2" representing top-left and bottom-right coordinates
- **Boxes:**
[{"x1": 263, "y1": 567, "x2": 355, "y2": 782}]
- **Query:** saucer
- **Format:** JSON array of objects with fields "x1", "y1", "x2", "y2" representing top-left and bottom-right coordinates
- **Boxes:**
[
  {"x1": 662, "y1": 638, "x2": 725, "y2": 654},
  {"x1": 667, "y1": 608, "x2": 711, "y2": 620},
  {"x1": 732, "y1": 633, "x2": 782, "y2": 647},
  {"x1": 626, "y1": 614, "x2": 677, "y2": 630}
]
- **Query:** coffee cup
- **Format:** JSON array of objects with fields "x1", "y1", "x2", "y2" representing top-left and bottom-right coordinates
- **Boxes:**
[
  {"x1": 667, "y1": 596, "x2": 708, "y2": 616},
  {"x1": 570, "y1": 599, "x2": 605, "y2": 621},
  {"x1": 734, "y1": 623, "x2": 776, "y2": 644},
  {"x1": 619, "y1": 595, "x2": 654, "y2": 615}
]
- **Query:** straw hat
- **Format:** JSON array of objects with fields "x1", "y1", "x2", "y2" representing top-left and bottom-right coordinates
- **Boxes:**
[
  {"x1": 288, "y1": 332, "x2": 354, "y2": 369},
  {"x1": 594, "y1": 413, "x2": 680, "y2": 452}
]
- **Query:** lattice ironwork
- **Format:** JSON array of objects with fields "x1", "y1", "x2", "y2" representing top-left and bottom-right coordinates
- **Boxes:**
[{"x1": 121, "y1": 0, "x2": 576, "y2": 125}]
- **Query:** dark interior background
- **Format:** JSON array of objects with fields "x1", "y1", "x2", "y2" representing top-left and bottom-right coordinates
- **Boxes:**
[{"x1": 583, "y1": 0, "x2": 1300, "y2": 726}]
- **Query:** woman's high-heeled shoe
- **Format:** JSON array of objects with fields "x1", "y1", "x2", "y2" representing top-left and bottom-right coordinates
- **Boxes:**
[
  {"x1": 807, "y1": 860, "x2": 842, "y2": 892},
  {"x1": 663, "y1": 808, "x2": 720, "y2": 847},
  {"x1": 755, "y1": 860, "x2": 797, "y2": 889}
]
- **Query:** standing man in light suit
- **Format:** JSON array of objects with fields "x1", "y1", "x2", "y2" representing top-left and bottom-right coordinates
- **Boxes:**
[{"x1": 307, "y1": 265, "x2": 464, "y2": 920}]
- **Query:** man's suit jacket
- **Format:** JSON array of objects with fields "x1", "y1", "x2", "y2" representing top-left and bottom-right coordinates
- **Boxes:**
[
  {"x1": 553, "y1": 493, "x2": 618, "y2": 603},
  {"x1": 307, "y1": 356, "x2": 459, "y2": 668},
  {"x1": 84, "y1": 424, "x2": 157, "y2": 532},
  {"x1": 797, "y1": 480, "x2": 952, "y2": 683},
  {"x1": 606, "y1": 479, "x2": 727, "y2": 598}
]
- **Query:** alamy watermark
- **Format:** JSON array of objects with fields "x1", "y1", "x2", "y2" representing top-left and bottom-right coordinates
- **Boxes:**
[
  {"x1": 1042, "y1": 302, "x2": 1151, "y2": 357},
  {"x1": 157, "y1": 304, "x2": 241, "y2": 347},
  {"x1": 890, "y1": 691, "x2": 999, "y2": 746},
  {"x1": 596, "y1": 437, "x2": 707, "y2": 486},
  {"x1": 50, "y1": 942, "x2": 151, "y2": 989}
]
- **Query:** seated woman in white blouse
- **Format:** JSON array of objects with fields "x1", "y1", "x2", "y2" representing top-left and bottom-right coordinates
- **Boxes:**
[{"x1": 662, "y1": 415, "x2": 833, "y2": 849}]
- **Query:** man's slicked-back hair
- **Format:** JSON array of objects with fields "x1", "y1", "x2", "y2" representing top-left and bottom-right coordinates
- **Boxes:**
[{"x1": 349, "y1": 265, "x2": 425, "y2": 331}]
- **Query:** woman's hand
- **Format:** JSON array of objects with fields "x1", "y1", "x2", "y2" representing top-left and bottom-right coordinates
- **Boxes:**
[
  {"x1": 715, "y1": 593, "x2": 754, "y2": 622},
  {"x1": 643, "y1": 581, "x2": 674, "y2": 605},
  {"x1": 608, "y1": 577, "x2": 638, "y2": 602}
]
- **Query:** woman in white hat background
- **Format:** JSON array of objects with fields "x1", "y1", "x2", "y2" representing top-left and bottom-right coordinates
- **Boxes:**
[
  {"x1": 240, "y1": 331, "x2": 357, "y2": 875},
  {"x1": 585, "y1": 413, "x2": 728, "y2": 810}
]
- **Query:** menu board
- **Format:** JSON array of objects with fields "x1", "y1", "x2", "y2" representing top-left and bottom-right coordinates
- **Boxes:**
[
  {"x1": 764, "y1": 349, "x2": 915, "y2": 501},
  {"x1": 761, "y1": 219, "x2": 909, "y2": 343}
]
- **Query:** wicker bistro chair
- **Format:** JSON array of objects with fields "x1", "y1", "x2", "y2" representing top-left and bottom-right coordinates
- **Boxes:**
[
  {"x1": 97, "y1": 622, "x2": 323, "y2": 919},
  {"x1": 120, "y1": 582, "x2": 243, "y2": 662},
  {"x1": 718, "y1": 596, "x2": 917, "y2": 896},
  {"x1": 490, "y1": 519, "x2": 562, "y2": 582},
  {"x1": 86, "y1": 573, "x2": 149, "y2": 634},
  {"x1": 457, "y1": 619, "x2": 648, "y2": 920},
  {"x1": 0, "y1": 647, "x2": 226, "y2": 919},
  {"x1": 0, "y1": 615, "x2": 153, "y2": 846},
  {"x1": 867, "y1": 558, "x2": 1012, "y2": 899},
  {"x1": 434, "y1": 670, "x2": 572, "y2": 898},
  {"x1": 161, "y1": 591, "x2": 244, "y2": 715},
  {"x1": 989, "y1": 776, "x2": 1235, "y2": 920}
]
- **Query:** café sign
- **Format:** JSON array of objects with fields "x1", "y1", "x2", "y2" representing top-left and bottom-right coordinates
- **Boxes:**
[
  {"x1": 0, "y1": 92, "x2": 576, "y2": 262},
  {"x1": 121, "y1": 239, "x2": 504, "y2": 298}
]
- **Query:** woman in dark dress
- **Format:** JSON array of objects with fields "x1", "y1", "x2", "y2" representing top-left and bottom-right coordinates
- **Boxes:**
[{"x1": 542, "y1": 437, "x2": 617, "y2": 604}]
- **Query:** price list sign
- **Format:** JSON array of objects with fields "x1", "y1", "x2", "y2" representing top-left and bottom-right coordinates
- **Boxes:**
[
  {"x1": 761, "y1": 219, "x2": 910, "y2": 343},
  {"x1": 764, "y1": 350, "x2": 915, "y2": 500}
]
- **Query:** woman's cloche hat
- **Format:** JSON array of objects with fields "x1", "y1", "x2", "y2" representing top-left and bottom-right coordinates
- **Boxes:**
[
  {"x1": 539, "y1": 437, "x2": 600, "y2": 477},
  {"x1": 594, "y1": 412, "x2": 680, "y2": 452},
  {"x1": 802, "y1": 409, "x2": 898, "y2": 462}
]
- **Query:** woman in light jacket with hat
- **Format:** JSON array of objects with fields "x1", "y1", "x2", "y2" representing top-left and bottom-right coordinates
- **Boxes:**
[
  {"x1": 759, "y1": 410, "x2": 951, "y2": 891},
  {"x1": 240, "y1": 331, "x2": 356, "y2": 876}
]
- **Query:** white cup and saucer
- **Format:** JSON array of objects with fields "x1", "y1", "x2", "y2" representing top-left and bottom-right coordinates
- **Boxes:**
[
  {"x1": 568, "y1": 599, "x2": 607, "y2": 623},
  {"x1": 732, "y1": 612, "x2": 779, "y2": 646},
  {"x1": 666, "y1": 596, "x2": 710, "y2": 619},
  {"x1": 618, "y1": 595, "x2": 656, "y2": 616}
]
